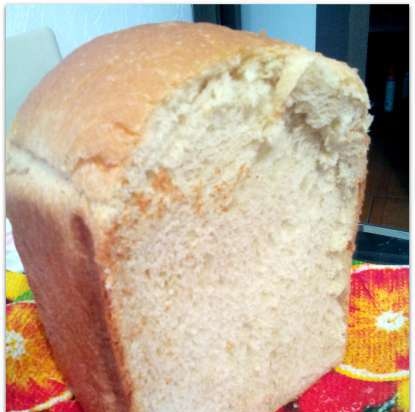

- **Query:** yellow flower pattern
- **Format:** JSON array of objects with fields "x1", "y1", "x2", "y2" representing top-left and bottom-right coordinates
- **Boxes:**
[{"x1": 336, "y1": 264, "x2": 409, "y2": 381}]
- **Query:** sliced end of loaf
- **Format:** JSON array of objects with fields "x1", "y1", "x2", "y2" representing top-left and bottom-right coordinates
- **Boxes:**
[{"x1": 105, "y1": 49, "x2": 370, "y2": 411}]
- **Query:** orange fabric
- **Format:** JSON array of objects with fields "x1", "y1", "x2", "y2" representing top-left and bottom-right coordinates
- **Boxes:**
[
  {"x1": 339, "y1": 265, "x2": 409, "y2": 381},
  {"x1": 6, "y1": 302, "x2": 72, "y2": 411}
]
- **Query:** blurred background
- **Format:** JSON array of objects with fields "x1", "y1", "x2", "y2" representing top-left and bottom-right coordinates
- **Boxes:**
[{"x1": 6, "y1": 4, "x2": 409, "y2": 231}]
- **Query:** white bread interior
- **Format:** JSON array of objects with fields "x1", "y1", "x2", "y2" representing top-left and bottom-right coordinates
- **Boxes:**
[
  {"x1": 108, "y1": 52, "x2": 369, "y2": 411},
  {"x1": 6, "y1": 23, "x2": 370, "y2": 412}
]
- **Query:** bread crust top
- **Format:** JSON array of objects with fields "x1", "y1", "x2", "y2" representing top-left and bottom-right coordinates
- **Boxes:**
[
  {"x1": 9, "y1": 23, "x2": 276, "y2": 173},
  {"x1": 7, "y1": 22, "x2": 367, "y2": 203}
]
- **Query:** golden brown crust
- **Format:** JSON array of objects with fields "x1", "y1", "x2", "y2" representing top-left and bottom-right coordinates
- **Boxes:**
[
  {"x1": 6, "y1": 164, "x2": 132, "y2": 412},
  {"x1": 8, "y1": 22, "x2": 367, "y2": 206},
  {"x1": 9, "y1": 23, "x2": 282, "y2": 185}
]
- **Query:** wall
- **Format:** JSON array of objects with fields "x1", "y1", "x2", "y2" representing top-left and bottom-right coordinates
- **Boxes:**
[
  {"x1": 5, "y1": 4, "x2": 193, "y2": 57},
  {"x1": 316, "y1": 5, "x2": 369, "y2": 81},
  {"x1": 316, "y1": 5, "x2": 350, "y2": 62},
  {"x1": 241, "y1": 4, "x2": 316, "y2": 51},
  {"x1": 347, "y1": 6, "x2": 370, "y2": 82}
]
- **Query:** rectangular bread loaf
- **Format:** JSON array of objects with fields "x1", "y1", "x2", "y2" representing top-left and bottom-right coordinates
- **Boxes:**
[{"x1": 6, "y1": 22, "x2": 370, "y2": 412}]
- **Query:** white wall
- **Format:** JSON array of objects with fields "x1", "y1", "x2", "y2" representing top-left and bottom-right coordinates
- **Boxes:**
[
  {"x1": 5, "y1": 4, "x2": 193, "y2": 57},
  {"x1": 241, "y1": 5, "x2": 316, "y2": 51}
]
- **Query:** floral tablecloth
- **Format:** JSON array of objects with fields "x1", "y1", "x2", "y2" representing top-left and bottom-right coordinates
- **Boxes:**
[{"x1": 6, "y1": 219, "x2": 409, "y2": 412}]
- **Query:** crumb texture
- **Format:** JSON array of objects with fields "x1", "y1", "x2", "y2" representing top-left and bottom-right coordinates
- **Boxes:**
[{"x1": 109, "y1": 50, "x2": 369, "y2": 412}]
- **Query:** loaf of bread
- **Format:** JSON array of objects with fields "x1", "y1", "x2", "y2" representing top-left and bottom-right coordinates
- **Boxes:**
[{"x1": 6, "y1": 22, "x2": 370, "y2": 412}]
